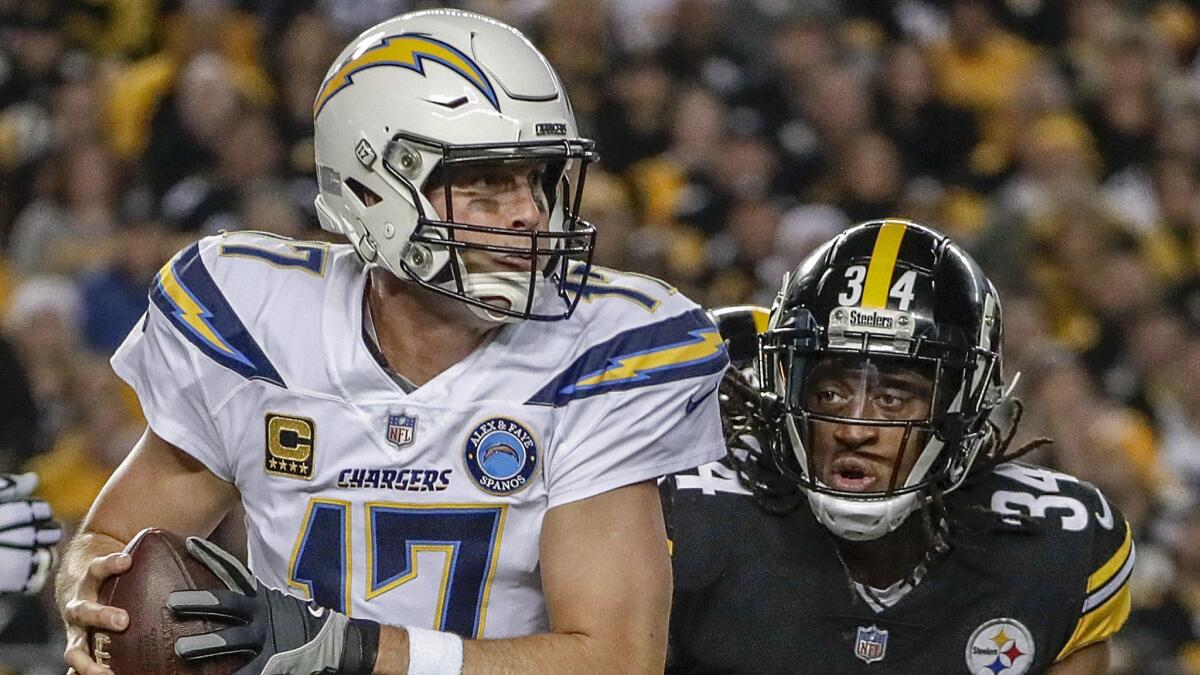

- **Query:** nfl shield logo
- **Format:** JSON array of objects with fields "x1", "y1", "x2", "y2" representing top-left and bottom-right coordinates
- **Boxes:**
[
  {"x1": 854, "y1": 625, "x2": 889, "y2": 664},
  {"x1": 386, "y1": 413, "x2": 416, "y2": 449}
]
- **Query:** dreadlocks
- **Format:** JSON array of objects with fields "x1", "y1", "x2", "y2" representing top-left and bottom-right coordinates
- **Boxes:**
[
  {"x1": 719, "y1": 366, "x2": 804, "y2": 515},
  {"x1": 719, "y1": 365, "x2": 1054, "y2": 539}
]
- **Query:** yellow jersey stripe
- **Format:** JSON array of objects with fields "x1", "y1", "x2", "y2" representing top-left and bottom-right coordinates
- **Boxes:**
[
  {"x1": 157, "y1": 258, "x2": 239, "y2": 358},
  {"x1": 1055, "y1": 583, "x2": 1132, "y2": 661},
  {"x1": 575, "y1": 329, "x2": 724, "y2": 388},
  {"x1": 861, "y1": 221, "x2": 907, "y2": 308},
  {"x1": 1087, "y1": 522, "x2": 1133, "y2": 593},
  {"x1": 1056, "y1": 521, "x2": 1136, "y2": 661}
]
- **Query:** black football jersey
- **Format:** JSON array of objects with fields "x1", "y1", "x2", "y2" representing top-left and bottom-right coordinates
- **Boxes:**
[{"x1": 661, "y1": 460, "x2": 1133, "y2": 674}]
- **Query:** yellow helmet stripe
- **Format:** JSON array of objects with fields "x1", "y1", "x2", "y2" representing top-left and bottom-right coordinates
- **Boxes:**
[
  {"x1": 750, "y1": 306, "x2": 771, "y2": 334},
  {"x1": 861, "y1": 220, "x2": 908, "y2": 308}
]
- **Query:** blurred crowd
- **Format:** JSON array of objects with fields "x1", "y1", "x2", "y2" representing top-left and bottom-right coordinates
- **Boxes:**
[{"x1": 1, "y1": 0, "x2": 1200, "y2": 672}]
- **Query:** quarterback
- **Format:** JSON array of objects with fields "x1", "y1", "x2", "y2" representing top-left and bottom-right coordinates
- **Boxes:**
[
  {"x1": 58, "y1": 9, "x2": 727, "y2": 675},
  {"x1": 663, "y1": 220, "x2": 1133, "y2": 674}
]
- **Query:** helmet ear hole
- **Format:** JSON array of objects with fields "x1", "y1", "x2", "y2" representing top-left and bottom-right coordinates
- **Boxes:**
[{"x1": 346, "y1": 177, "x2": 383, "y2": 207}]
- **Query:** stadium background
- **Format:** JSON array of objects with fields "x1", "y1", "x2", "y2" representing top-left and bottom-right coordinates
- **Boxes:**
[{"x1": 0, "y1": 0, "x2": 1198, "y2": 672}]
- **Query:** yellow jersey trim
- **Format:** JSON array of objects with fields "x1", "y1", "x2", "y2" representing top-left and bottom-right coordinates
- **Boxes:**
[{"x1": 1055, "y1": 521, "x2": 1135, "y2": 661}]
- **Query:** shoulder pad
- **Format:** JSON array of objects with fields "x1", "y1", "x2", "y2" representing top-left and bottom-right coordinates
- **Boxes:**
[
  {"x1": 148, "y1": 233, "x2": 340, "y2": 387},
  {"x1": 707, "y1": 305, "x2": 770, "y2": 367},
  {"x1": 668, "y1": 461, "x2": 753, "y2": 498},
  {"x1": 972, "y1": 463, "x2": 1134, "y2": 660},
  {"x1": 527, "y1": 305, "x2": 728, "y2": 406},
  {"x1": 565, "y1": 265, "x2": 685, "y2": 318}
]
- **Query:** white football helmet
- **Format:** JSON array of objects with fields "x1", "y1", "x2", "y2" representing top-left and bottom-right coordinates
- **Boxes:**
[{"x1": 313, "y1": 9, "x2": 598, "y2": 322}]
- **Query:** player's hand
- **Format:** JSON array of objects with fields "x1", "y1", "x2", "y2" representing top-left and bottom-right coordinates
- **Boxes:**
[
  {"x1": 168, "y1": 536, "x2": 380, "y2": 675},
  {"x1": 0, "y1": 472, "x2": 62, "y2": 593},
  {"x1": 61, "y1": 550, "x2": 133, "y2": 675}
]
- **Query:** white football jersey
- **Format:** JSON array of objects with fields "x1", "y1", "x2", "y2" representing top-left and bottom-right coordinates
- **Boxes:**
[{"x1": 111, "y1": 231, "x2": 728, "y2": 638}]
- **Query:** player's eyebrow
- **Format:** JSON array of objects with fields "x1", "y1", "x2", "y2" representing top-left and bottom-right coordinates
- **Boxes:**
[
  {"x1": 809, "y1": 364, "x2": 933, "y2": 392},
  {"x1": 875, "y1": 375, "x2": 933, "y2": 398}
]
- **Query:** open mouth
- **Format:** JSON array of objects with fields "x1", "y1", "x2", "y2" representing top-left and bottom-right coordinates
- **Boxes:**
[{"x1": 827, "y1": 455, "x2": 881, "y2": 492}]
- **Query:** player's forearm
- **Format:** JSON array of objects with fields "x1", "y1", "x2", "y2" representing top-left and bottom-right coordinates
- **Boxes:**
[
  {"x1": 372, "y1": 626, "x2": 662, "y2": 675},
  {"x1": 465, "y1": 632, "x2": 662, "y2": 674},
  {"x1": 54, "y1": 529, "x2": 125, "y2": 614}
]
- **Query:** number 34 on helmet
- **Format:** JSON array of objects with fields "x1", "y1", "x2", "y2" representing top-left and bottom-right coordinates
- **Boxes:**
[{"x1": 759, "y1": 219, "x2": 1007, "y2": 541}]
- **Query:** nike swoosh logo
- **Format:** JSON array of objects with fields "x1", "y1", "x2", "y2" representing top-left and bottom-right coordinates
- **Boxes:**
[
  {"x1": 1094, "y1": 491, "x2": 1115, "y2": 530},
  {"x1": 307, "y1": 605, "x2": 326, "y2": 619},
  {"x1": 685, "y1": 383, "x2": 720, "y2": 414}
]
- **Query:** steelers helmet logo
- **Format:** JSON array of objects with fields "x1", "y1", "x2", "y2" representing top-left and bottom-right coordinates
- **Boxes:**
[
  {"x1": 965, "y1": 618, "x2": 1035, "y2": 675},
  {"x1": 464, "y1": 417, "x2": 539, "y2": 495}
]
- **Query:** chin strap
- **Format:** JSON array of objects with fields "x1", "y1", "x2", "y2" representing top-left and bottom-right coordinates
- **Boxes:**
[
  {"x1": 462, "y1": 271, "x2": 539, "y2": 323},
  {"x1": 808, "y1": 487, "x2": 925, "y2": 542}
]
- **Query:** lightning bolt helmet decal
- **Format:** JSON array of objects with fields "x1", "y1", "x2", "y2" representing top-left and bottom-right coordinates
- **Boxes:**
[{"x1": 314, "y1": 33, "x2": 500, "y2": 118}]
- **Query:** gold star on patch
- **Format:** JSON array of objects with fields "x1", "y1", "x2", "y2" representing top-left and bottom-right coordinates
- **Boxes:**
[{"x1": 991, "y1": 629, "x2": 1011, "y2": 648}]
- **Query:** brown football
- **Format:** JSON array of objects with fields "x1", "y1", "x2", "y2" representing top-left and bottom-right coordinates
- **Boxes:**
[{"x1": 88, "y1": 528, "x2": 250, "y2": 675}]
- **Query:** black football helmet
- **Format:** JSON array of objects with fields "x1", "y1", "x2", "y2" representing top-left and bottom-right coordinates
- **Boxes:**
[
  {"x1": 759, "y1": 219, "x2": 1005, "y2": 540},
  {"x1": 708, "y1": 305, "x2": 771, "y2": 369}
]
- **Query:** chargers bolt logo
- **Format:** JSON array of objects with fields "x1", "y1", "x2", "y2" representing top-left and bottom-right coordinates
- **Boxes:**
[{"x1": 464, "y1": 417, "x2": 539, "y2": 495}]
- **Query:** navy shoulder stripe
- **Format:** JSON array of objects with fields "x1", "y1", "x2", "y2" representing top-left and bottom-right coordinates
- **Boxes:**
[
  {"x1": 527, "y1": 308, "x2": 728, "y2": 407},
  {"x1": 149, "y1": 243, "x2": 285, "y2": 387}
]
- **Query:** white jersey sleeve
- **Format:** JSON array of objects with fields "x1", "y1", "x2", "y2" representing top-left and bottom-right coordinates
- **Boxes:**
[
  {"x1": 532, "y1": 305, "x2": 730, "y2": 509},
  {"x1": 110, "y1": 238, "x2": 284, "y2": 482}
]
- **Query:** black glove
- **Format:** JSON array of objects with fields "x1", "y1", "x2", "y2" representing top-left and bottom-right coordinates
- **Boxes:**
[{"x1": 167, "y1": 536, "x2": 379, "y2": 675}]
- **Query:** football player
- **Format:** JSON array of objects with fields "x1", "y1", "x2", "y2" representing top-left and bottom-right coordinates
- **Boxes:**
[
  {"x1": 0, "y1": 472, "x2": 60, "y2": 594},
  {"x1": 57, "y1": 9, "x2": 728, "y2": 675},
  {"x1": 663, "y1": 220, "x2": 1133, "y2": 674}
]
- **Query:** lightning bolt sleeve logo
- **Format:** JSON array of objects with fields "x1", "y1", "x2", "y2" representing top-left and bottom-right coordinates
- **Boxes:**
[
  {"x1": 527, "y1": 309, "x2": 729, "y2": 406},
  {"x1": 149, "y1": 243, "x2": 286, "y2": 387},
  {"x1": 572, "y1": 329, "x2": 724, "y2": 390},
  {"x1": 156, "y1": 255, "x2": 250, "y2": 367}
]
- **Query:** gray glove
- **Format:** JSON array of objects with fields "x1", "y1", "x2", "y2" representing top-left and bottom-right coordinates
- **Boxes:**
[
  {"x1": 168, "y1": 536, "x2": 380, "y2": 675},
  {"x1": 0, "y1": 472, "x2": 61, "y2": 594}
]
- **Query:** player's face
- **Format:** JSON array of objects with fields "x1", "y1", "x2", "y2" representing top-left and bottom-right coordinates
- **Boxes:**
[
  {"x1": 425, "y1": 160, "x2": 553, "y2": 275},
  {"x1": 798, "y1": 355, "x2": 934, "y2": 493}
]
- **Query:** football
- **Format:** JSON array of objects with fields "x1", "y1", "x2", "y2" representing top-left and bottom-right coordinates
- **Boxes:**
[{"x1": 88, "y1": 528, "x2": 249, "y2": 675}]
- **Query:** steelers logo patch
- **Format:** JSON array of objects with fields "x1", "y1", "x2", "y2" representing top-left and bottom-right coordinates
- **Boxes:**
[
  {"x1": 965, "y1": 618, "x2": 1035, "y2": 675},
  {"x1": 463, "y1": 417, "x2": 539, "y2": 495}
]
